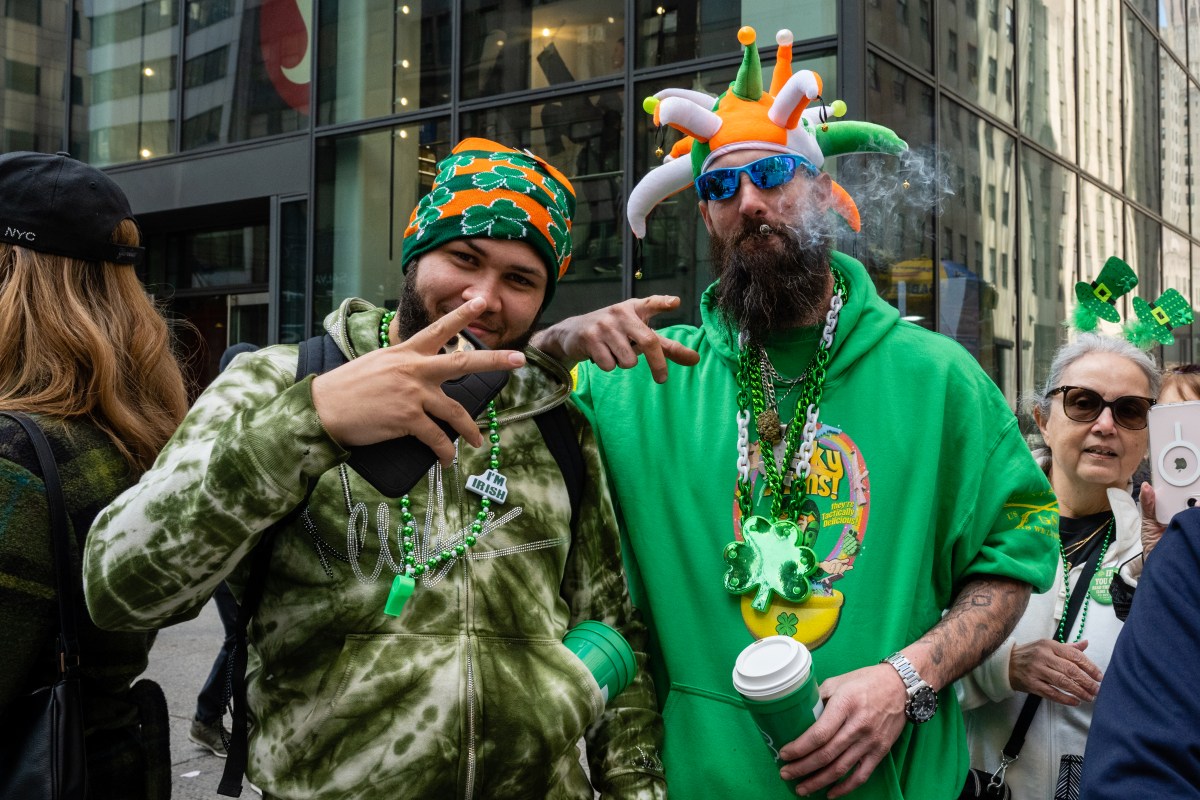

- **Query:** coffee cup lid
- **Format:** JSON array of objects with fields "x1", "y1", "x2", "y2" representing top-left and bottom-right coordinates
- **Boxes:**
[{"x1": 732, "y1": 636, "x2": 812, "y2": 698}]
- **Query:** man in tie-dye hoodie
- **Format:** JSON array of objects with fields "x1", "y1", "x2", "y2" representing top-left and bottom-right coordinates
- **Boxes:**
[{"x1": 83, "y1": 138, "x2": 666, "y2": 800}]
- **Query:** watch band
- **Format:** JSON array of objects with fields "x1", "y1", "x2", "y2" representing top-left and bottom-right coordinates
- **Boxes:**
[{"x1": 883, "y1": 652, "x2": 924, "y2": 689}]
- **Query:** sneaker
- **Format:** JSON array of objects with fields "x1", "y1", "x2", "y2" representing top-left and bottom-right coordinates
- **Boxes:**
[{"x1": 189, "y1": 718, "x2": 230, "y2": 758}]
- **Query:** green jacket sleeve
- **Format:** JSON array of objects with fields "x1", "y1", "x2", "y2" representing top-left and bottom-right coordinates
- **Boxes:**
[
  {"x1": 561, "y1": 402, "x2": 667, "y2": 800},
  {"x1": 83, "y1": 346, "x2": 348, "y2": 631}
]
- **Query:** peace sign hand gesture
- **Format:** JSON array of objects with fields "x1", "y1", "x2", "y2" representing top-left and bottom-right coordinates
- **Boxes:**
[{"x1": 312, "y1": 297, "x2": 526, "y2": 463}]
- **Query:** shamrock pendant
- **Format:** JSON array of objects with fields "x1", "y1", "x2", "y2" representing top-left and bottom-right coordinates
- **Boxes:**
[
  {"x1": 723, "y1": 515, "x2": 819, "y2": 611},
  {"x1": 756, "y1": 410, "x2": 783, "y2": 444}
]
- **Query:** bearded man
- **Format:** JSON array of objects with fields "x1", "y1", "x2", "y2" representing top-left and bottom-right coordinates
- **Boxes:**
[
  {"x1": 533, "y1": 28, "x2": 1059, "y2": 800},
  {"x1": 84, "y1": 139, "x2": 666, "y2": 800}
]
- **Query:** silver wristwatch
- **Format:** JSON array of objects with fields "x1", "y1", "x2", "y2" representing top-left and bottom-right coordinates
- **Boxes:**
[{"x1": 882, "y1": 653, "x2": 938, "y2": 724}]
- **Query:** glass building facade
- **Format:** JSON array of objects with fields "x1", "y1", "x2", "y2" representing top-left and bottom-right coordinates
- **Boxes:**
[{"x1": 2, "y1": 0, "x2": 1198, "y2": 408}]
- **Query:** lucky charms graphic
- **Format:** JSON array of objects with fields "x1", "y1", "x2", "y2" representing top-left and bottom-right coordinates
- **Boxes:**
[{"x1": 730, "y1": 425, "x2": 871, "y2": 649}]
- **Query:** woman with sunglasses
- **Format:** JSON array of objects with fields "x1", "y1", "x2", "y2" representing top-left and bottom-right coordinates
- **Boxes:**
[{"x1": 957, "y1": 333, "x2": 1160, "y2": 800}]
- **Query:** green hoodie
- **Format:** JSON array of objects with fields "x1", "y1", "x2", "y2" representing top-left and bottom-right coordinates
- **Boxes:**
[
  {"x1": 84, "y1": 299, "x2": 666, "y2": 800},
  {"x1": 573, "y1": 252, "x2": 1058, "y2": 799}
]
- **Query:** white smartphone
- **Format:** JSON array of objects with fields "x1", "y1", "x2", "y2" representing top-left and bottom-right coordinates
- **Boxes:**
[{"x1": 1148, "y1": 401, "x2": 1200, "y2": 523}]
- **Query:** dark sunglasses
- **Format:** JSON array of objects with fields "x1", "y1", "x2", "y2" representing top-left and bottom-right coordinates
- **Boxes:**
[
  {"x1": 694, "y1": 154, "x2": 819, "y2": 202},
  {"x1": 1048, "y1": 385, "x2": 1156, "y2": 430}
]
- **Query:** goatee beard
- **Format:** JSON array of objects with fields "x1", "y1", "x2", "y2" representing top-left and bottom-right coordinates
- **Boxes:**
[
  {"x1": 394, "y1": 267, "x2": 539, "y2": 351},
  {"x1": 709, "y1": 221, "x2": 833, "y2": 342}
]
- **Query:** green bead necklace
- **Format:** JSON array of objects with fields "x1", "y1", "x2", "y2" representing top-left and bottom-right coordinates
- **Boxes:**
[
  {"x1": 722, "y1": 269, "x2": 847, "y2": 611},
  {"x1": 1055, "y1": 516, "x2": 1114, "y2": 643},
  {"x1": 379, "y1": 309, "x2": 501, "y2": 616}
]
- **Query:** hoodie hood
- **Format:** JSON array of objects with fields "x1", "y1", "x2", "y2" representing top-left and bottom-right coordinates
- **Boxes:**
[
  {"x1": 698, "y1": 250, "x2": 900, "y2": 384},
  {"x1": 321, "y1": 297, "x2": 572, "y2": 423}
]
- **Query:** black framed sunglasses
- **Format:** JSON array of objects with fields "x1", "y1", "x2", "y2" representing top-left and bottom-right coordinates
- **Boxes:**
[
  {"x1": 1047, "y1": 385, "x2": 1156, "y2": 430},
  {"x1": 694, "y1": 154, "x2": 819, "y2": 202}
]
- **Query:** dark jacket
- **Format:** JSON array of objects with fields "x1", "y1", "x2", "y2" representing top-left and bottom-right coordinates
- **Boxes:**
[
  {"x1": 1079, "y1": 507, "x2": 1200, "y2": 798},
  {"x1": 0, "y1": 415, "x2": 168, "y2": 799}
]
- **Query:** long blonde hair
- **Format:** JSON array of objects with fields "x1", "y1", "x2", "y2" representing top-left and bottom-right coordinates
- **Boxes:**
[{"x1": 0, "y1": 219, "x2": 188, "y2": 473}]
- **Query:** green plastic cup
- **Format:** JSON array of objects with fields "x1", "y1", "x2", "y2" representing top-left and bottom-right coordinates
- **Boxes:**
[
  {"x1": 563, "y1": 620, "x2": 637, "y2": 703},
  {"x1": 733, "y1": 636, "x2": 825, "y2": 793}
]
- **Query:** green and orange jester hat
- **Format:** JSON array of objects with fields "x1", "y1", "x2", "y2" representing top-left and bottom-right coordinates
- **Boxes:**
[
  {"x1": 1071, "y1": 255, "x2": 1195, "y2": 349},
  {"x1": 402, "y1": 137, "x2": 576, "y2": 307},
  {"x1": 627, "y1": 26, "x2": 909, "y2": 239}
]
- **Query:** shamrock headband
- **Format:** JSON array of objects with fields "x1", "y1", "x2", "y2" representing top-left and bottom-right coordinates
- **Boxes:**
[
  {"x1": 401, "y1": 137, "x2": 576, "y2": 307},
  {"x1": 1071, "y1": 256, "x2": 1195, "y2": 349},
  {"x1": 627, "y1": 26, "x2": 909, "y2": 239}
]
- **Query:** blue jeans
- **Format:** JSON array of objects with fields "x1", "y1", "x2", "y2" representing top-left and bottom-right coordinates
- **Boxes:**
[{"x1": 194, "y1": 582, "x2": 239, "y2": 725}]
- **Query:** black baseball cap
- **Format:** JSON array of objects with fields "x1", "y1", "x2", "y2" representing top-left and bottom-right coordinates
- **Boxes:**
[{"x1": 0, "y1": 151, "x2": 145, "y2": 265}]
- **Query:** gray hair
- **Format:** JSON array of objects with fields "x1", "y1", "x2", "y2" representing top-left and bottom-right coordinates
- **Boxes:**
[{"x1": 1024, "y1": 333, "x2": 1160, "y2": 471}]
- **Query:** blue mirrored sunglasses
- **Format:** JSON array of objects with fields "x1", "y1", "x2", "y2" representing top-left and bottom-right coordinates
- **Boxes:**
[{"x1": 694, "y1": 154, "x2": 819, "y2": 202}]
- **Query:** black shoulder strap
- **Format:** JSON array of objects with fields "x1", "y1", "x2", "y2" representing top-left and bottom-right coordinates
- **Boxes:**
[
  {"x1": 219, "y1": 334, "x2": 340, "y2": 797},
  {"x1": 1, "y1": 412, "x2": 80, "y2": 676},
  {"x1": 533, "y1": 403, "x2": 585, "y2": 533},
  {"x1": 1000, "y1": 543, "x2": 1107, "y2": 763},
  {"x1": 294, "y1": 332, "x2": 347, "y2": 382}
]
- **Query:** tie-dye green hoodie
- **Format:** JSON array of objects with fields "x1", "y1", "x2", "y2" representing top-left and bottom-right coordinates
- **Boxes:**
[{"x1": 83, "y1": 299, "x2": 666, "y2": 800}]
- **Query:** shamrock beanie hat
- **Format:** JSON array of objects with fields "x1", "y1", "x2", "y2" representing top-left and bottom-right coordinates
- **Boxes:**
[{"x1": 401, "y1": 137, "x2": 576, "y2": 306}]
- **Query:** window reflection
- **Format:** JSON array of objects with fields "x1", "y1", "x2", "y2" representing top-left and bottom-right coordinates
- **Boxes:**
[
  {"x1": 318, "y1": 0, "x2": 451, "y2": 124},
  {"x1": 939, "y1": 100, "x2": 1016, "y2": 402},
  {"x1": 845, "y1": 55, "x2": 935, "y2": 330},
  {"x1": 1159, "y1": 0, "x2": 1187, "y2": 60},
  {"x1": 1192, "y1": 85, "x2": 1200, "y2": 238},
  {"x1": 1162, "y1": 227, "x2": 1191, "y2": 364},
  {"x1": 462, "y1": 91, "x2": 625, "y2": 324},
  {"x1": 1161, "y1": 48, "x2": 1189, "y2": 232},
  {"x1": 1077, "y1": 0, "x2": 1120, "y2": 189},
  {"x1": 1128, "y1": 208, "x2": 1161, "y2": 303},
  {"x1": 313, "y1": 120, "x2": 453, "y2": 326},
  {"x1": 180, "y1": 0, "x2": 311, "y2": 151},
  {"x1": 1020, "y1": 148, "x2": 1074, "y2": 393},
  {"x1": 461, "y1": 0, "x2": 624, "y2": 101},
  {"x1": 2, "y1": 3, "x2": 64, "y2": 152},
  {"x1": 867, "y1": 0, "x2": 932, "y2": 72},
  {"x1": 1018, "y1": 0, "x2": 1073, "y2": 158},
  {"x1": 1190, "y1": 0, "x2": 1200, "y2": 79},
  {"x1": 1079, "y1": 181, "x2": 1125, "y2": 320},
  {"x1": 940, "y1": 0, "x2": 1014, "y2": 121},
  {"x1": 635, "y1": 0, "x2": 833, "y2": 68},
  {"x1": 73, "y1": 0, "x2": 179, "y2": 165},
  {"x1": 1123, "y1": 10, "x2": 1160, "y2": 211}
]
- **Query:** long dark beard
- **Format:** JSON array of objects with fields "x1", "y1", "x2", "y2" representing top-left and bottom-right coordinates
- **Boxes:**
[
  {"x1": 395, "y1": 266, "x2": 541, "y2": 351},
  {"x1": 710, "y1": 222, "x2": 833, "y2": 341}
]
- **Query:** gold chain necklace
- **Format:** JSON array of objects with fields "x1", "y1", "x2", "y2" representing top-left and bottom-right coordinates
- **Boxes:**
[{"x1": 1062, "y1": 516, "x2": 1110, "y2": 566}]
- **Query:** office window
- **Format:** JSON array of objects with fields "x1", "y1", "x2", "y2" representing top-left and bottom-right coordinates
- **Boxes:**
[
  {"x1": 987, "y1": 56, "x2": 997, "y2": 93},
  {"x1": 184, "y1": 46, "x2": 228, "y2": 90},
  {"x1": 4, "y1": 0, "x2": 39, "y2": 24},
  {"x1": 4, "y1": 60, "x2": 39, "y2": 94},
  {"x1": 988, "y1": 0, "x2": 999, "y2": 29},
  {"x1": 967, "y1": 43, "x2": 978, "y2": 83},
  {"x1": 948, "y1": 30, "x2": 958, "y2": 71},
  {"x1": 636, "y1": 0, "x2": 836, "y2": 67},
  {"x1": 320, "y1": 0, "x2": 447, "y2": 123}
]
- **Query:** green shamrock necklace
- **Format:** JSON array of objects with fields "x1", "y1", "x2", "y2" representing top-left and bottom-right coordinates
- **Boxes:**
[
  {"x1": 378, "y1": 310, "x2": 502, "y2": 617},
  {"x1": 722, "y1": 269, "x2": 847, "y2": 612}
]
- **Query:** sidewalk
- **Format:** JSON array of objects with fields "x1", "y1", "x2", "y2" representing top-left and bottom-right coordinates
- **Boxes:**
[{"x1": 143, "y1": 598, "x2": 235, "y2": 800}]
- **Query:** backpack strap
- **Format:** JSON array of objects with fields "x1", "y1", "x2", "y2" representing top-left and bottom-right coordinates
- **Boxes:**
[
  {"x1": 533, "y1": 403, "x2": 585, "y2": 533},
  {"x1": 218, "y1": 334, "x2": 339, "y2": 797}
]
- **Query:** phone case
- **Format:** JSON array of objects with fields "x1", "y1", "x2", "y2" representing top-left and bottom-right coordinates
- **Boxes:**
[
  {"x1": 1148, "y1": 401, "x2": 1200, "y2": 523},
  {"x1": 345, "y1": 330, "x2": 510, "y2": 498}
]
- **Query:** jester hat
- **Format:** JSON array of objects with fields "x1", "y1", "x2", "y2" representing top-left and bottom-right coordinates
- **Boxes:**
[
  {"x1": 1127, "y1": 289, "x2": 1195, "y2": 349},
  {"x1": 402, "y1": 137, "x2": 576, "y2": 307},
  {"x1": 1072, "y1": 256, "x2": 1138, "y2": 331},
  {"x1": 627, "y1": 26, "x2": 909, "y2": 239}
]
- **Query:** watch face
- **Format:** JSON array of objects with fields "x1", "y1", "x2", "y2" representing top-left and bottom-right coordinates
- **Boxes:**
[{"x1": 907, "y1": 686, "x2": 938, "y2": 723}]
